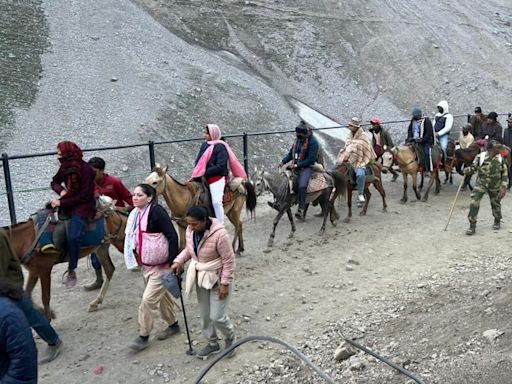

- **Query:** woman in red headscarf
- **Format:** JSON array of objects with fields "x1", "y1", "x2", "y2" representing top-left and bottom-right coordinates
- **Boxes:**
[{"x1": 50, "y1": 141, "x2": 96, "y2": 288}]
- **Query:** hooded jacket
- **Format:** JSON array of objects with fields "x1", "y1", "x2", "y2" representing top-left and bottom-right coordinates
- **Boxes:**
[
  {"x1": 174, "y1": 218, "x2": 235, "y2": 286},
  {"x1": 433, "y1": 100, "x2": 454, "y2": 137}
]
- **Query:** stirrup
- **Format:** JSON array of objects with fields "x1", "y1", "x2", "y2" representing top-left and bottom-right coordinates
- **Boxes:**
[{"x1": 41, "y1": 244, "x2": 57, "y2": 252}]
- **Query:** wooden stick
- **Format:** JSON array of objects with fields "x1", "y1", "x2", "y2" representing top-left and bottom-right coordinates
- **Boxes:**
[{"x1": 444, "y1": 177, "x2": 465, "y2": 231}]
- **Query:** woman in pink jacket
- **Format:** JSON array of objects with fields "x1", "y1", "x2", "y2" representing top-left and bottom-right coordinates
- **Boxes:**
[{"x1": 171, "y1": 206, "x2": 236, "y2": 359}]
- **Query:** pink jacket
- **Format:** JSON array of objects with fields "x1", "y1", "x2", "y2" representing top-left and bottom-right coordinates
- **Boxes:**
[{"x1": 174, "y1": 219, "x2": 235, "y2": 286}]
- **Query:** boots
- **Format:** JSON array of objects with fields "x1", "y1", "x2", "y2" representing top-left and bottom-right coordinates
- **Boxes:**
[
  {"x1": 84, "y1": 269, "x2": 103, "y2": 291},
  {"x1": 493, "y1": 219, "x2": 501, "y2": 230},
  {"x1": 466, "y1": 222, "x2": 476, "y2": 235}
]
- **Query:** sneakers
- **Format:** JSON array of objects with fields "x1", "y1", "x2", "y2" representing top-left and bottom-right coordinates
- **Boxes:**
[
  {"x1": 63, "y1": 270, "x2": 77, "y2": 289},
  {"x1": 39, "y1": 339, "x2": 62, "y2": 364},
  {"x1": 357, "y1": 195, "x2": 365, "y2": 207},
  {"x1": 196, "y1": 343, "x2": 220, "y2": 360},
  {"x1": 129, "y1": 336, "x2": 149, "y2": 351},
  {"x1": 225, "y1": 335, "x2": 237, "y2": 358},
  {"x1": 156, "y1": 322, "x2": 180, "y2": 340}
]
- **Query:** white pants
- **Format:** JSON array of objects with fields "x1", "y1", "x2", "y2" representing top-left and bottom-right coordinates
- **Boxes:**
[{"x1": 209, "y1": 178, "x2": 225, "y2": 224}]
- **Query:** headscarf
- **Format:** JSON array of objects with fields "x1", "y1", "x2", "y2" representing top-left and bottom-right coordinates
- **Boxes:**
[{"x1": 57, "y1": 141, "x2": 83, "y2": 196}]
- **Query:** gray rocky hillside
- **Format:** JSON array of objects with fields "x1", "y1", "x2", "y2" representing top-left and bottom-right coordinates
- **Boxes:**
[{"x1": 1, "y1": 0, "x2": 512, "y2": 222}]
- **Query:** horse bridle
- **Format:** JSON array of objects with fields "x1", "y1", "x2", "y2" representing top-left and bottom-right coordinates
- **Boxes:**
[{"x1": 103, "y1": 209, "x2": 125, "y2": 241}]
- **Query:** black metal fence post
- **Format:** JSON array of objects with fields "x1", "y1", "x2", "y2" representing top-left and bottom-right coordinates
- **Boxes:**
[
  {"x1": 243, "y1": 133, "x2": 249, "y2": 175},
  {"x1": 2, "y1": 154, "x2": 16, "y2": 225},
  {"x1": 148, "y1": 141, "x2": 156, "y2": 170},
  {"x1": 467, "y1": 114, "x2": 471, "y2": 123}
]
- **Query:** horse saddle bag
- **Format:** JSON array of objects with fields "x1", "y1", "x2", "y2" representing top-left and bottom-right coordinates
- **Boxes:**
[
  {"x1": 191, "y1": 179, "x2": 239, "y2": 217},
  {"x1": 35, "y1": 209, "x2": 106, "y2": 253}
]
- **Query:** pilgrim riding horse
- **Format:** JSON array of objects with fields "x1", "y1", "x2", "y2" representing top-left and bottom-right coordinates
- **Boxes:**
[
  {"x1": 144, "y1": 164, "x2": 256, "y2": 254},
  {"x1": 336, "y1": 161, "x2": 387, "y2": 222},
  {"x1": 252, "y1": 166, "x2": 346, "y2": 248},
  {"x1": 4, "y1": 196, "x2": 126, "y2": 320}
]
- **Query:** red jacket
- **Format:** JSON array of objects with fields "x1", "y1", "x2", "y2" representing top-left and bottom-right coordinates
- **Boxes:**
[{"x1": 95, "y1": 174, "x2": 133, "y2": 208}]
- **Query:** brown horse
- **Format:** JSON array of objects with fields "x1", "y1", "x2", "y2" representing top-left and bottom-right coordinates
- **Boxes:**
[
  {"x1": 3, "y1": 196, "x2": 126, "y2": 320},
  {"x1": 144, "y1": 164, "x2": 257, "y2": 254},
  {"x1": 382, "y1": 145, "x2": 442, "y2": 203},
  {"x1": 444, "y1": 143, "x2": 480, "y2": 190},
  {"x1": 336, "y1": 161, "x2": 387, "y2": 222}
]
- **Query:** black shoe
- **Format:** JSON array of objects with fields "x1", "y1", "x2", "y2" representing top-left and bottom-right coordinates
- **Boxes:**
[
  {"x1": 466, "y1": 224, "x2": 476, "y2": 235},
  {"x1": 295, "y1": 209, "x2": 305, "y2": 221},
  {"x1": 196, "y1": 343, "x2": 220, "y2": 360},
  {"x1": 129, "y1": 336, "x2": 149, "y2": 351},
  {"x1": 493, "y1": 220, "x2": 500, "y2": 230},
  {"x1": 156, "y1": 322, "x2": 180, "y2": 340}
]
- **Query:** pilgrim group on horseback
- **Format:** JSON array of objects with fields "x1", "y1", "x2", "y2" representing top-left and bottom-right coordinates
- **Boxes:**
[{"x1": 1, "y1": 106, "x2": 510, "y2": 372}]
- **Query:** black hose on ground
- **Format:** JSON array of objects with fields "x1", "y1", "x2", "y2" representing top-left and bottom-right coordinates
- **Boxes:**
[
  {"x1": 192, "y1": 335, "x2": 337, "y2": 384},
  {"x1": 192, "y1": 335, "x2": 427, "y2": 384}
]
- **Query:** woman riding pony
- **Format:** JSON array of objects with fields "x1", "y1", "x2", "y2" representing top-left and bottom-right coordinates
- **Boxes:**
[
  {"x1": 191, "y1": 124, "x2": 247, "y2": 224},
  {"x1": 50, "y1": 141, "x2": 96, "y2": 288}
]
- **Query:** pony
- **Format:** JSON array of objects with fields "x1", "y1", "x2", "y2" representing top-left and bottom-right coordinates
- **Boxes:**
[
  {"x1": 252, "y1": 167, "x2": 346, "y2": 248},
  {"x1": 444, "y1": 143, "x2": 480, "y2": 190},
  {"x1": 144, "y1": 164, "x2": 256, "y2": 254},
  {"x1": 3, "y1": 196, "x2": 127, "y2": 320},
  {"x1": 336, "y1": 161, "x2": 387, "y2": 222},
  {"x1": 382, "y1": 145, "x2": 443, "y2": 203}
]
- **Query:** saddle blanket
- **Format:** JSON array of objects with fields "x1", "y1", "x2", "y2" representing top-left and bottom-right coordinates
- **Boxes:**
[
  {"x1": 35, "y1": 209, "x2": 105, "y2": 251},
  {"x1": 307, "y1": 172, "x2": 328, "y2": 193}
]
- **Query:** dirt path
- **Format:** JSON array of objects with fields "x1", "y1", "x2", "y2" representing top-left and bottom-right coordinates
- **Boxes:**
[{"x1": 36, "y1": 173, "x2": 511, "y2": 383}]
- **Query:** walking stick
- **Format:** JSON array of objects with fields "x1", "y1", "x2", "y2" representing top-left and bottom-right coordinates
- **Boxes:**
[
  {"x1": 444, "y1": 177, "x2": 465, "y2": 231},
  {"x1": 176, "y1": 274, "x2": 195, "y2": 355}
]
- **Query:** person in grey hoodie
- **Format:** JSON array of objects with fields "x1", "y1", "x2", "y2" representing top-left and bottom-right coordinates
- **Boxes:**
[{"x1": 433, "y1": 100, "x2": 454, "y2": 156}]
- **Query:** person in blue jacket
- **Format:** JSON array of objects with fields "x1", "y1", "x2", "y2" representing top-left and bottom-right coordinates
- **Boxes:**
[
  {"x1": 279, "y1": 121, "x2": 319, "y2": 220},
  {"x1": 0, "y1": 279, "x2": 38, "y2": 384}
]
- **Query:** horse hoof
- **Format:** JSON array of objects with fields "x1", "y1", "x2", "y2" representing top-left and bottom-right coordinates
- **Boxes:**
[
  {"x1": 330, "y1": 220, "x2": 338, "y2": 227},
  {"x1": 343, "y1": 218, "x2": 350, "y2": 223},
  {"x1": 267, "y1": 240, "x2": 274, "y2": 248},
  {"x1": 421, "y1": 197, "x2": 428, "y2": 202},
  {"x1": 382, "y1": 208, "x2": 387, "y2": 213},
  {"x1": 88, "y1": 303, "x2": 99, "y2": 312},
  {"x1": 263, "y1": 248, "x2": 272, "y2": 254},
  {"x1": 359, "y1": 211, "x2": 367, "y2": 216},
  {"x1": 317, "y1": 230, "x2": 325, "y2": 236}
]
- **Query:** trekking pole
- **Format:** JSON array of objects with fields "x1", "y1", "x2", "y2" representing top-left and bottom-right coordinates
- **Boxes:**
[
  {"x1": 444, "y1": 177, "x2": 465, "y2": 231},
  {"x1": 176, "y1": 274, "x2": 195, "y2": 355}
]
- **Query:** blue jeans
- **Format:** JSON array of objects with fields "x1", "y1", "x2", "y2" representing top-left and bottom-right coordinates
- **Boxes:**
[
  {"x1": 17, "y1": 294, "x2": 59, "y2": 345},
  {"x1": 356, "y1": 167, "x2": 366, "y2": 195},
  {"x1": 91, "y1": 253, "x2": 101, "y2": 270},
  {"x1": 68, "y1": 213, "x2": 87, "y2": 270},
  {"x1": 438, "y1": 134, "x2": 449, "y2": 155},
  {"x1": 297, "y1": 168, "x2": 313, "y2": 210}
]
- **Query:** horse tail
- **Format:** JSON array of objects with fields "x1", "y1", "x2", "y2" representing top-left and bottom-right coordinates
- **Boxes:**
[
  {"x1": 328, "y1": 170, "x2": 347, "y2": 199},
  {"x1": 243, "y1": 181, "x2": 257, "y2": 217}
]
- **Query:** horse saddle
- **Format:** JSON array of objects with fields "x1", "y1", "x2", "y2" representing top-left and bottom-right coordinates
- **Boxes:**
[
  {"x1": 34, "y1": 209, "x2": 105, "y2": 253},
  {"x1": 190, "y1": 178, "x2": 243, "y2": 217},
  {"x1": 348, "y1": 165, "x2": 375, "y2": 185},
  {"x1": 285, "y1": 170, "x2": 328, "y2": 194}
]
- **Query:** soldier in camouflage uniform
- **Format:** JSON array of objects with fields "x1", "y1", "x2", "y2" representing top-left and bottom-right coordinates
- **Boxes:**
[{"x1": 465, "y1": 140, "x2": 508, "y2": 235}]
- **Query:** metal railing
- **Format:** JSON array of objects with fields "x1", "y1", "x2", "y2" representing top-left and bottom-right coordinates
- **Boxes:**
[{"x1": 2, "y1": 112, "x2": 510, "y2": 225}]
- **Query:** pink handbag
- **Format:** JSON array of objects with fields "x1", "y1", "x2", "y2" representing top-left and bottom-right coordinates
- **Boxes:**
[{"x1": 139, "y1": 231, "x2": 169, "y2": 266}]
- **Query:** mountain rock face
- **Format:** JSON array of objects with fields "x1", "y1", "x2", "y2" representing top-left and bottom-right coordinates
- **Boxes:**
[{"x1": 1, "y1": 0, "x2": 511, "y2": 221}]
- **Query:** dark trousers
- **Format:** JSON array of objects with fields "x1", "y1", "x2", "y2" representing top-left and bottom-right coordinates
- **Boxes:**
[
  {"x1": 17, "y1": 294, "x2": 59, "y2": 345},
  {"x1": 297, "y1": 168, "x2": 312, "y2": 211},
  {"x1": 91, "y1": 253, "x2": 101, "y2": 270},
  {"x1": 421, "y1": 144, "x2": 431, "y2": 172},
  {"x1": 68, "y1": 213, "x2": 87, "y2": 270}
]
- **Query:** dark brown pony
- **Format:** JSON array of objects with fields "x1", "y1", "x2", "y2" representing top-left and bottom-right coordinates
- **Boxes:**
[
  {"x1": 336, "y1": 161, "x2": 387, "y2": 222},
  {"x1": 445, "y1": 143, "x2": 480, "y2": 190},
  {"x1": 4, "y1": 196, "x2": 126, "y2": 320}
]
